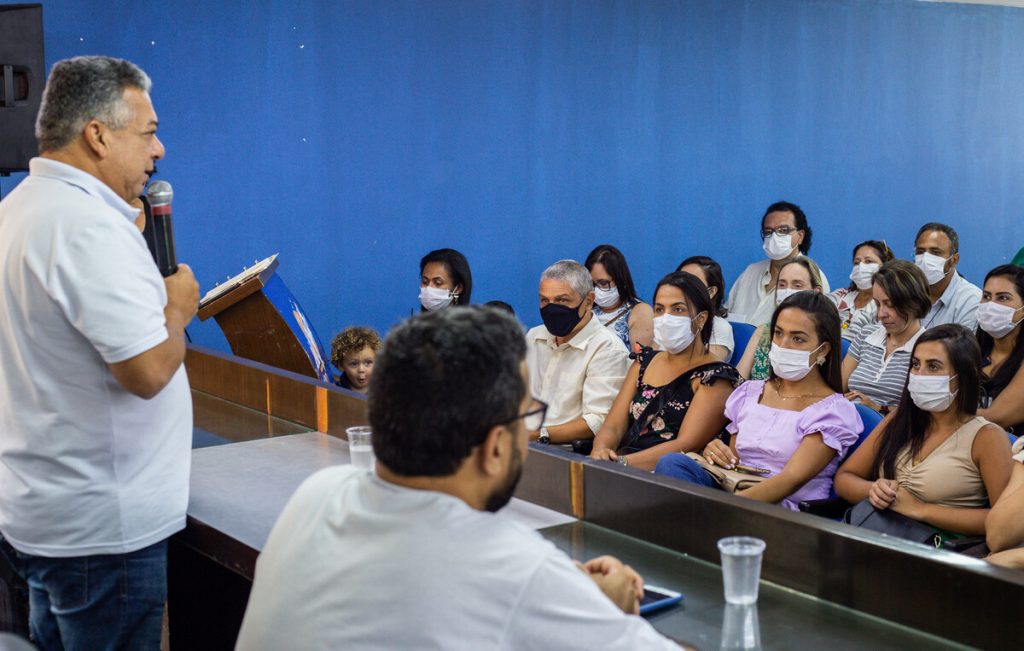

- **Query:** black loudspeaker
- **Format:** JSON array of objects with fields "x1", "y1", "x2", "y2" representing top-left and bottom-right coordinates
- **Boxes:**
[{"x1": 0, "y1": 4, "x2": 44, "y2": 174}]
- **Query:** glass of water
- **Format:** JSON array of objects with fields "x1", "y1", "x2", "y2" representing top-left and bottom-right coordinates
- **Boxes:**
[
  {"x1": 346, "y1": 426, "x2": 375, "y2": 472},
  {"x1": 717, "y1": 536, "x2": 766, "y2": 605}
]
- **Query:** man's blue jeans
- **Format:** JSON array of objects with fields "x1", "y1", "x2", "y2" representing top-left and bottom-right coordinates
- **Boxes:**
[{"x1": 0, "y1": 536, "x2": 166, "y2": 651}]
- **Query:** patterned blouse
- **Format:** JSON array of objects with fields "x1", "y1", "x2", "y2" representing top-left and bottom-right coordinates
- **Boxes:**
[
  {"x1": 750, "y1": 326, "x2": 772, "y2": 380},
  {"x1": 594, "y1": 300, "x2": 637, "y2": 350},
  {"x1": 624, "y1": 348, "x2": 742, "y2": 451}
]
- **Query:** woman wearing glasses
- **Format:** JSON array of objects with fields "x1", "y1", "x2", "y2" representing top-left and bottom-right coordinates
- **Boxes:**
[
  {"x1": 724, "y1": 201, "x2": 831, "y2": 327},
  {"x1": 585, "y1": 244, "x2": 654, "y2": 351}
]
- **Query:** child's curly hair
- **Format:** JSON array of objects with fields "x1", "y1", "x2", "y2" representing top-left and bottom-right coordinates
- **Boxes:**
[{"x1": 330, "y1": 326, "x2": 382, "y2": 369}]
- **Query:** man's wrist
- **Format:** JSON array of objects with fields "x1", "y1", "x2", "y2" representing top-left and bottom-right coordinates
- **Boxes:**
[{"x1": 538, "y1": 427, "x2": 551, "y2": 445}]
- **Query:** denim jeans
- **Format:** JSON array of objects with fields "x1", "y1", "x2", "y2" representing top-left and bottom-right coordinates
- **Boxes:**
[
  {"x1": 0, "y1": 536, "x2": 167, "y2": 651},
  {"x1": 654, "y1": 453, "x2": 719, "y2": 488}
]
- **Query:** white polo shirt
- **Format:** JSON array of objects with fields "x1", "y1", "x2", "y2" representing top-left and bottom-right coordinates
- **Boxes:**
[
  {"x1": 236, "y1": 467, "x2": 679, "y2": 650},
  {"x1": 0, "y1": 158, "x2": 192, "y2": 557},
  {"x1": 526, "y1": 315, "x2": 629, "y2": 433}
]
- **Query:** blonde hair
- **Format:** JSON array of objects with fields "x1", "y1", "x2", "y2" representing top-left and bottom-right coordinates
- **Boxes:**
[{"x1": 780, "y1": 255, "x2": 824, "y2": 290}]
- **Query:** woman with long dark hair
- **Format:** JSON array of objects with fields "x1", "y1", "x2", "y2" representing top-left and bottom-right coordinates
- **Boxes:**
[
  {"x1": 589, "y1": 272, "x2": 741, "y2": 471},
  {"x1": 655, "y1": 292, "x2": 862, "y2": 510},
  {"x1": 976, "y1": 264, "x2": 1024, "y2": 436},
  {"x1": 835, "y1": 324, "x2": 1012, "y2": 537},
  {"x1": 585, "y1": 244, "x2": 653, "y2": 350}
]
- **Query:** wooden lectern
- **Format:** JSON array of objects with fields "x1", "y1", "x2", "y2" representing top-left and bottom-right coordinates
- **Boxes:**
[{"x1": 197, "y1": 255, "x2": 332, "y2": 383}]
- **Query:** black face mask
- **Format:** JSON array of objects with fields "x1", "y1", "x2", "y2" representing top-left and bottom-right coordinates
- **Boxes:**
[{"x1": 540, "y1": 300, "x2": 585, "y2": 338}]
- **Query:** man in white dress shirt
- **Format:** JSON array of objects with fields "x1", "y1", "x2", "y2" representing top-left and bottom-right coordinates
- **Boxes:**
[
  {"x1": 0, "y1": 56, "x2": 198, "y2": 649},
  {"x1": 525, "y1": 260, "x2": 630, "y2": 444},
  {"x1": 235, "y1": 307, "x2": 683, "y2": 650},
  {"x1": 725, "y1": 201, "x2": 831, "y2": 326}
]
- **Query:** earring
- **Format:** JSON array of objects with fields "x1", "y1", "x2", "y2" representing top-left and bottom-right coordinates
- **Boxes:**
[{"x1": 817, "y1": 357, "x2": 826, "y2": 366}]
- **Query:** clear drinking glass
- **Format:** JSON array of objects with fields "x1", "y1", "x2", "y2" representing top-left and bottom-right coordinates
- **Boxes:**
[
  {"x1": 346, "y1": 426, "x2": 375, "y2": 472},
  {"x1": 717, "y1": 536, "x2": 766, "y2": 605}
]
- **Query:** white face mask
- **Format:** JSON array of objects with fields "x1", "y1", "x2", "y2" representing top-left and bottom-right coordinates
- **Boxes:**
[
  {"x1": 849, "y1": 263, "x2": 880, "y2": 291},
  {"x1": 914, "y1": 252, "x2": 951, "y2": 286},
  {"x1": 594, "y1": 286, "x2": 620, "y2": 309},
  {"x1": 907, "y1": 374, "x2": 958, "y2": 412},
  {"x1": 775, "y1": 287, "x2": 800, "y2": 306},
  {"x1": 763, "y1": 232, "x2": 794, "y2": 261},
  {"x1": 769, "y1": 342, "x2": 824, "y2": 381},
  {"x1": 420, "y1": 286, "x2": 455, "y2": 312},
  {"x1": 654, "y1": 314, "x2": 697, "y2": 354},
  {"x1": 977, "y1": 301, "x2": 1024, "y2": 339}
]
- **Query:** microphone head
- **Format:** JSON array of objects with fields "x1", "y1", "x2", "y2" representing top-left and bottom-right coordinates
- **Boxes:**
[{"x1": 146, "y1": 180, "x2": 174, "y2": 207}]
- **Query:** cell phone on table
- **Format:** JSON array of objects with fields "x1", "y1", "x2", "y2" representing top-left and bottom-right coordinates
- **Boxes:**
[{"x1": 639, "y1": 585, "x2": 684, "y2": 615}]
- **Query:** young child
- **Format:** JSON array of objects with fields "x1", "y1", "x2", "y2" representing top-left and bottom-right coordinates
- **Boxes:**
[{"x1": 330, "y1": 327, "x2": 381, "y2": 394}]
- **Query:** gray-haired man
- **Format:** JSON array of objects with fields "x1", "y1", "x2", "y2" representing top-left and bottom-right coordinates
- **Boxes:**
[
  {"x1": 526, "y1": 259, "x2": 629, "y2": 445},
  {"x1": 0, "y1": 56, "x2": 197, "y2": 649}
]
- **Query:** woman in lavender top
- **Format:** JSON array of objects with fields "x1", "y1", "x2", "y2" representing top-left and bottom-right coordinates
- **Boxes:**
[{"x1": 655, "y1": 292, "x2": 862, "y2": 510}]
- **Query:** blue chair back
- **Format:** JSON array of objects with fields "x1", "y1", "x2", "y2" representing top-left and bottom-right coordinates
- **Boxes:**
[
  {"x1": 840, "y1": 337, "x2": 851, "y2": 359},
  {"x1": 848, "y1": 403, "x2": 883, "y2": 460},
  {"x1": 728, "y1": 321, "x2": 757, "y2": 367}
]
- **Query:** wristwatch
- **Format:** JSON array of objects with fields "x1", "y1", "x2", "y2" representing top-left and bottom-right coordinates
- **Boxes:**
[{"x1": 538, "y1": 427, "x2": 551, "y2": 445}]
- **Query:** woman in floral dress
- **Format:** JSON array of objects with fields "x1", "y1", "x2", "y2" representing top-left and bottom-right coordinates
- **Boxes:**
[{"x1": 590, "y1": 271, "x2": 741, "y2": 471}]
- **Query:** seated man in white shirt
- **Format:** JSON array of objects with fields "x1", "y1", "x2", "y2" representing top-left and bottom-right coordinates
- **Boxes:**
[
  {"x1": 725, "y1": 201, "x2": 831, "y2": 326},
  {"x1": 913, "y1": 222, "x2": 982, "y2": 330},
  {"x1": 235, "y1": 307, "x2": 683, "y2": 650},
  {"x1": 526, "y1": 260, "x2": 630, "y2": 444}
]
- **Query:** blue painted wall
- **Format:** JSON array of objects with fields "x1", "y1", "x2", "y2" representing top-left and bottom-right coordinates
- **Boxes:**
[{"x1": 3, "y1": 0, "x2": 1023, "y2": 358}]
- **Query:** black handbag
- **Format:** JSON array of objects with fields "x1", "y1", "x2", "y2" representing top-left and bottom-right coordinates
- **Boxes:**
[{"x1": 844, "y1": 498, "x2": 944, "y2": 548}]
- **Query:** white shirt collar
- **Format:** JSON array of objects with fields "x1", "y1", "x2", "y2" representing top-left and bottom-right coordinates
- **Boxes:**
[{"x1": 29, "y1": 157, "x2": 140, "y2": 221}]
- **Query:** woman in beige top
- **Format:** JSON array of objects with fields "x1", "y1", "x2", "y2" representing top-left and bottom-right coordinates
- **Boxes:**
[{"x1": 835, "y1": 324, "x2": 1012, "y2": 536}]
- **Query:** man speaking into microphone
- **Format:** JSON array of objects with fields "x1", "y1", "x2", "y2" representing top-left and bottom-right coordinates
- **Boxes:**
[{"x1": 0, "y1": 56, "x2": 197, "y2": 650}]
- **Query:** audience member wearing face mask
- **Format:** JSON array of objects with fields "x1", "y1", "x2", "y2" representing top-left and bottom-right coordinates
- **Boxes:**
[
  {"x1": 677, "y1": 256, "x2": 734, "y2": 362},
  {"x1": 974, "y1": 265, "x2": 1024, "y2": 437},
  {"x1": 842, "y1": 260, "x2": 931, "y2": 414},
  {"x1": 914, "y1": 223, "x2": 982, "y2": 329},
  {"x1": 526, "y1": 260, "x2": 630, "y2": 445},
  {"x1": 724, "y1": 201, "x2": 831, "y2": 326},
  {"x1": 589, "y1": 272, "x2": 741, "y2": 471},
  {"x1": 835, "y1": 325, "x2": 1012, "y2": 539},
  {"x1": 585, "y1": 244, "x2": 654, "y2": 352},
  {"x1": 419, "y1": 248, "x2": 472, "y2": 312},
  {"x1": 656, "y1": 292, "x2": 862, "y2": 510},
  {"x1": 830, "y1": 240, "x2": 894, "y2": 340},
  {"x1": 735, "y1": 256, "x2": 824, "y2": 380}
]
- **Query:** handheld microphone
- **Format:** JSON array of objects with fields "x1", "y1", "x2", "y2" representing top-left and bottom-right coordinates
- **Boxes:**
[{"x1": 143, "y1": 180, "x2": 178, "y2": 277}]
